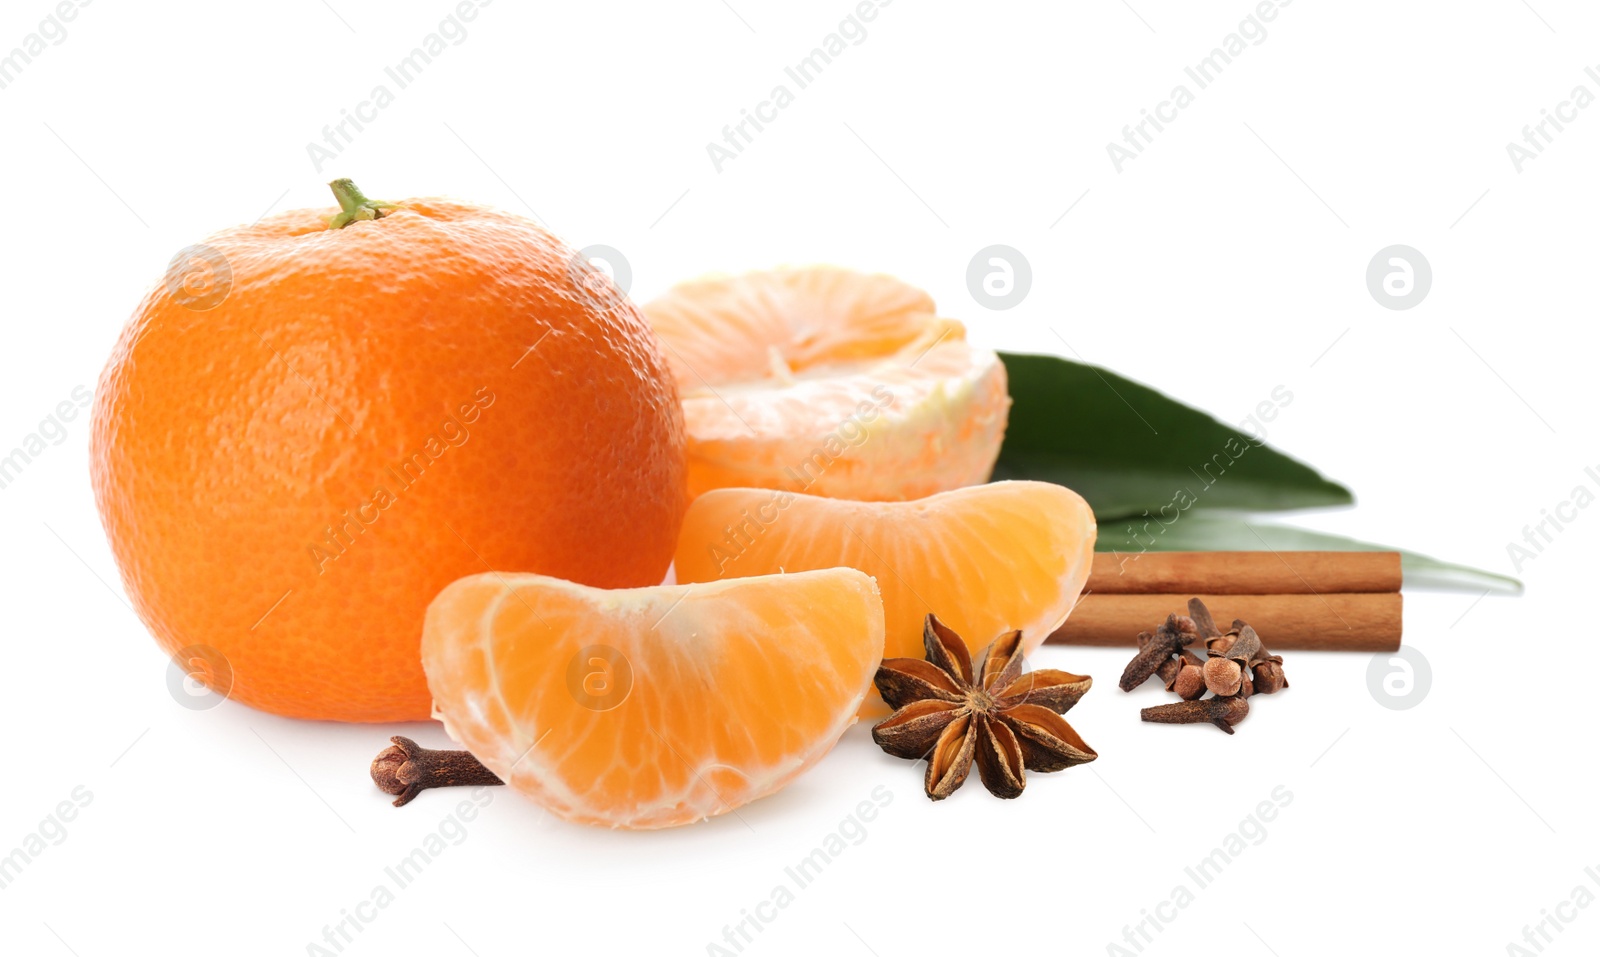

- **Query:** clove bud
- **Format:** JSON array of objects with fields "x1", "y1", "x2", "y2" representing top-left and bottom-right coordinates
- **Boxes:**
[
  {"x1": 370, "y1": 736, "x2": 504, "y2": 807},
  {"x1": 1140, "y1": 695, "x2": 1250, "y2": 734},
  {"x1": 1252, "y1": 658, "x2": 1289, "y2": 694},
  {"x1": 1119, "y1": 615, "x2": 1199, "y2": 692}
]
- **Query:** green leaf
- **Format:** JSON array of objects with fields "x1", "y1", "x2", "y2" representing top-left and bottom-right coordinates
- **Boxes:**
[
  {"x1": 1094, "y1": 511, "x2": 1522, "y2": 594},
  {"x1": 993, "y1": 351, "x2": 1352, "y2": 521}
]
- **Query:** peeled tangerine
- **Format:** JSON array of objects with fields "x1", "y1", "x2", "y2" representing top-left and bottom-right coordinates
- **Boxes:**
[
  {"x1": 421, "y1": 567, "x2": 883, "y2": 829},
  {"x1": 642, "y1": 266, "x2": 1010, "y2": 502},
  {"x1": 674, "y1": 481, "x2": 1097, "y2": 709}
]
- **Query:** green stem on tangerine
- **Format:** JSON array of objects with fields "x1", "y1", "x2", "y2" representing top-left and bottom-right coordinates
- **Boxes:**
[{"x1": 327, "y1": 177, "x2": 398, "y2": 229}]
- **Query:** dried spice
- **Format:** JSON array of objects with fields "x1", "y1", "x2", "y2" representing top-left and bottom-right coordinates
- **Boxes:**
[
  {"x1": 1191, "y1": 600, "x2": 1288, "y2": 698},
  {"x1": 1140, "y1": 695, "x2": 1250, "y2": 734},
  {"x1": 1170, "y1": 651, "x2": 1208, "y2": 700},
  {"x1": 1119, "y1": 614, "x2": 1201, "y2": 691},
  {"x1": 1129, "y1": 598, "x2": 1288, "y2": 735},
  {"x1": 1147, "y1": 633, "x2": 1207, "y2": 700},
  {"x1": 1203, "y1": 655, "x2": 1244, "y2": 697},
  {"x1": 872, "y1": 615, "x2": 1096, "y2": 800},
  {"x1": 370, "y1": 736, "x2": 503, "y2": 807},
  {"x1": 1252, "y1": 658, "x2": 1289, "y2": 694}
]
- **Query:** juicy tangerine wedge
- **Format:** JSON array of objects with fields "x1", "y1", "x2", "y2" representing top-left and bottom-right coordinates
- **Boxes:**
[
  {"x1": 642, "y1": 267, "x2": 1010, "y2": 502},
  {"x1": 673, "y1": 481, "x2": 1097, "y2": 708},
  {"x1": 421, "y1": 567, "x2": 884, "y2": 829}
]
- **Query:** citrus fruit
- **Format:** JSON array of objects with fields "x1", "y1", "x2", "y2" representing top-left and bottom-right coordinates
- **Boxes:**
[
  {"x1": 672, "y1": 481, "x2": 1096, "y2": 702},
  {"x1": 641, "y1": 266, "x2": 1010, "y2": 502},
  {"x1": 90, "y1": 180, "x2": 687, "y2": 722},
  {"x1": 421, "y1": 567, "x2": 884, "y2": 829}
]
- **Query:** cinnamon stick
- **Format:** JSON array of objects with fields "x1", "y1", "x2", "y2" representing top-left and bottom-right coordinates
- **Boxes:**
[
  {"x1": 1050, "y1": 592, "x2": 1401, "y2": 652},
  {"x1": 1086, "y1": 551, "x2": 1401, "y2": 595}
]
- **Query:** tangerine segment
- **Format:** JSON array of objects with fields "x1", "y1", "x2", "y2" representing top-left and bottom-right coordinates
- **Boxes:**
[
  {"x1": 643, "y1": 267, "x2": 1010, "y2": 502},
  {"x1": 673, "y1": 481, "x2": 1096, "y2": 681},
  {"x1": 422, "y1": 567, "x2": 884, "y2": 829}
]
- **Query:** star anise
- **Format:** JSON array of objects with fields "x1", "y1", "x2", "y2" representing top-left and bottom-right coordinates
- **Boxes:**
[{"x1": 871, "y1": 614, "x2": 1097, "y2": 800}]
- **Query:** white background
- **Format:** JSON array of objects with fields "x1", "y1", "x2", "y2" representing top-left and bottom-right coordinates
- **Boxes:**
[{"x1": 1, "y1": 1, "x2": 1596, "y2": 954}]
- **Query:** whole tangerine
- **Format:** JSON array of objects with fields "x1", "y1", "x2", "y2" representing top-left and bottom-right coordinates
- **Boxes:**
[{"x1": 90, "y1": 180, "x2": 687, "y2": 722}]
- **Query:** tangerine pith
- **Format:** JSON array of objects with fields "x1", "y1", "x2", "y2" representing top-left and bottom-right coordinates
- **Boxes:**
[{"x1": 642, "y1": 266, "x2": 1010, "y2": 502}]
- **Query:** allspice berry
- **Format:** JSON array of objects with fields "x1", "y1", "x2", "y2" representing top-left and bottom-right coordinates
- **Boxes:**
[
  {"x1": 1173, "y1": 660, "x2": 1207, "y2": 699},
  {"x1": 1203, "y1": 656, "x2": 1243, "y2": 697}
]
